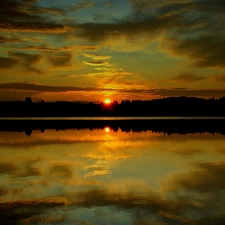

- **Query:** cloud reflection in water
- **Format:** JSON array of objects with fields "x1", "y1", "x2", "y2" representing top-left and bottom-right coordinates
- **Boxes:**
[{"x1": 0, "y1": 128, "x2": 225, "y2": 224}]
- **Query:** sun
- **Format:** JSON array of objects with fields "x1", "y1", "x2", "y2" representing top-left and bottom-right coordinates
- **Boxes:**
[
  {"x1": 104, "y1": 127, "x2": 110, "y2": 133},
  {"x1": 104, "y1": 98, "x2": 111, "y2": 104}
]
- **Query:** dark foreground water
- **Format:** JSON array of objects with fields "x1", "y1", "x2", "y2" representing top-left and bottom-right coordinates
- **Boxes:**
[{"x1": 0, "y1": 123, "x2": 225, "y2": 224}]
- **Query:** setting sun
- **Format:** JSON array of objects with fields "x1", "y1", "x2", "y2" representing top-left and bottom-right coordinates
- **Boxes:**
[
  {"x1": 104, "y1": 99, "x2": 111, "y2": 104},
  {"x1": 104, "y1": 127, "x2": 110, "y2": 133}
]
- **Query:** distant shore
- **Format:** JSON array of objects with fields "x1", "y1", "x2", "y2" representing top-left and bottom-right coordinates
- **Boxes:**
[{"x1": 0, "y1": 96, "x2": 225, "y2": 117}]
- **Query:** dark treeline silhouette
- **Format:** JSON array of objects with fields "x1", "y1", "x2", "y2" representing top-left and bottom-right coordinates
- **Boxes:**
[
  {"x1": 0, "y1": 96, "x2": 225, "y2": 117},
  {"x1": 1, "y1": 119, "x2": 225, "y2": 135}
]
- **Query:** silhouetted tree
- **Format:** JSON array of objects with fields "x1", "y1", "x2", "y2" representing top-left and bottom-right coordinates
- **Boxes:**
[
  {"x1": 25, "y1": 129, "x2": 32, "y2": 136},
  {"x1": 25, "y1": 97, "x2": 32, "y2": 104}
]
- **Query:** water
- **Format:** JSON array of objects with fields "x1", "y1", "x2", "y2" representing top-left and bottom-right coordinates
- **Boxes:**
[
  {"x1": 0, "y1": 126, "x2": 225, "y2": 224},
  {"x1": 2, "y1": 116, "x2": 225, "y2": 120}
]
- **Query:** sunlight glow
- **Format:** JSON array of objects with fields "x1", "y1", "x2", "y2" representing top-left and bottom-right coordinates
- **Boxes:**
[
  {"x1": 104, "y1": 99, "x2": 111, "y2": 104},
  {"x1": 105, "y1": 127, "x2": 110, "y2": 133}
]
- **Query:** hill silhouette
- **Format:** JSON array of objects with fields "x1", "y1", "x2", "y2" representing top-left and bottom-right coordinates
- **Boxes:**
[{"x1": 0, "y1": 96, "x2": 225, "y2": 117}]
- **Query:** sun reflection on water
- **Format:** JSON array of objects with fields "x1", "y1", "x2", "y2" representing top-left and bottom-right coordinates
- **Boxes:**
[{"x1": 104, "y1": 127, "x2": 110, "y2": 133}]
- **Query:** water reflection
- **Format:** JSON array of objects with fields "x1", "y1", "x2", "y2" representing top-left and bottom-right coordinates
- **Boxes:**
[
  {"x1": 104, "y1": 126, "x2": 110, "y2": 133},
  {"x1": 0, "y1": 128, "x2": 225, "y2": 224},
  {"x1": 1, "y1": 119, "x2": 225, "y2": 135}
]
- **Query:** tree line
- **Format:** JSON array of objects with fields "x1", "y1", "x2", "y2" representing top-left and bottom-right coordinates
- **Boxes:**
[{"x1": 0, "y1": 96, "x2": 225, "y2": 117}]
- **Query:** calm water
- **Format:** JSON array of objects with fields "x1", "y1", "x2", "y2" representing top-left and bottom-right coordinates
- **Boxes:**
[
  {"x1": 1, "y1": 127, "x2": 225, "y2": 224},
  {"x1": 2, "y1": 116, "x2": 225, "y2": 120}
]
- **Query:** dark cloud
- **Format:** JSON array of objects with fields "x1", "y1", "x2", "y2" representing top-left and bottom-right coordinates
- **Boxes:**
[
  {"x1": 68, "y1": 0, "x2": 225, "y2": 69},
  {"x1": 170, "y1": 161, "x2": 225, "y2": 192},
  {"x1": 193, "y1": 0, "x2": 225, "y2": 14},
  {"x1": 129, "y1": 0, "x2": 225, "y2": 14},
  {"x1": 0, "y1": 52, "x2": 42, "y2": 73},
  {"x1": 10, "y1": 52, "x2": 42, "y2": 66},
  {"x1": 49, "y1": 164, "x2": 73, "y2": 179},
  {"x1": 47, "y1": 52, "x2": 72, "y2": 67},
  {"x1": 69, "y1": 0, "x2": 96, "y2": 11},
  {"x1": 13, "y1": 166, "x2": 41, "y2": 178},
  {"x1": 6, "y1": 51, "x2": 42, "y2": 73},
  {"x1": 12, "y1": 158, "x2": 42, "y2": 179},
  {"x1": 0, "y1": 82, "x2": 97, "y2": 92},
  {"x1": 166, "y1": 35, "x2": 225, "y2": 68},
  {"x1": 75, "y1": 188, "x2": 165, "y2": 211},
  {"x1": 213, "y1": 74, "x2": 225, "y2": 82},
  {"x1": 0, "y1": 138, "x2": 105, "y2": 149},
  {"x1": 2, "y1": 44, "x2": 95, "y2": 52},
  {"x1": 0, "y1": 200, "x2": 65, "y2": 225},
  {"x1": 129, "y1": 0, "x2": 193, "y2": 10},
  {"x1": 75, "y1": 2, "x2": 181, "y2": 42},
  {"x1": 0, "y1": 162, "x2": 17, "y2": 175},
  {"x1": 0, "y1": 82, "x2": 225, "y2": 98},
  {"x1": 0, "y1": 0, "x2": 65, "y2": 32},
  {"x1": 74, "y1": 12, "x2": 182, "y2": 43},
  {"x1": 165, "y1": 73, "x2": 206, "y2": 83},
  {"x1": 0, "y1": 35, "x2": 22, "y2": 44},
  {"x1": 0, "y1": 90, "x2": 39, "y2": 102},
  {"x1": 0, "y1": 159, "x2": 42, "y2": 179},
  {"x1": 0, "y1": 56, "x2": 20, "y2": 69},
  {"x1": 170, "y1": 147, "x2": 203, "y2": 156},
  {"x1": 147, "y1": 88, "x2": 225, "y2": 98},
  {"x1": 0, "y1": 187, "x2": 8, "y2": 196}
]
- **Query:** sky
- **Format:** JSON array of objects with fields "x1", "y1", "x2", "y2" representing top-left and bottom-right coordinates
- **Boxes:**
[{"x1": 0, "y1": 0, "x2": 225, "y2": 102}]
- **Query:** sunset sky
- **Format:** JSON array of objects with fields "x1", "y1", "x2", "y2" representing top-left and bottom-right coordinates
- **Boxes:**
[{"x1": 0, "y1": 0, "x2": 225, "y2": 102}]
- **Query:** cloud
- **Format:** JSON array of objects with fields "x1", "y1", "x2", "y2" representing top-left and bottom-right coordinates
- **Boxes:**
[
  {"x1": 0, "y1": 200, "x2": 66, "y2": 224},
  {"x1": 192, "y1": 0, "x2": 225, "y2": 14},
  {"x1": 0, "y1": 83, "x2": 85, "y2": 92},
  {"x1": 213, "y1": 74, "x2": 225, "y2": 82},
  {"x1": 0, "y1": 34, "x2": 22, "y2": 44},
  {"x1": 164, "y1": 72, "x2": 206, "y2": 83},
  {"x1": 146, "y1": 88, "x2": 225, "y2": 98},
  {"x1": 47, "y1": 52, "x2": 73, "y2": 67},
  {"x1": 73, "y1": 12, "x2": 182, "y2": 45},
  {"x1": 0, "y1": 187, "x2": 8, "y2": 196},
  {"x1": 82, "y1": 70, "x2": 132, "y2": 78},
  {"x1": 0, "y1": 56, "x2": 19, "y2": 69},
  {"x1": 65, "y1": 0, "x2": 225, "y2": 57},
  {"x1": 13, "y1": 165, "x2": 42, "y2": 179},
  {"x1": 69, "y1": 0, "x2": 96, "y2": 11},
  {"x1": 10, "y1": 51, "x2": 42, "y2": 65},
  {"x1": 0, "y1": 82, "x2": 225, "y2": 98},
  {"x1": 56, "y1": 74, "x2": 78, "y2": 78},
  {"x1": 0, "y1": 0, "x2": 65, "y2": 32},
  {"x1": 167, "y1": 161, "x2": 225, "y2": 193},
  {"x1": 84, "y1": 61, "x2": 110, "y2": 66},
  {"x1": 49, "y1": 164, "x2": 73, "y2": 180},
  {"x1": 6, "y1": 51, "x2": 42, "y2": 73},
  {"x1": 164, "y1": 35, "x2": 225, "y2": 68},
  {"x1": 2, "y1": 44, "x2": 98, "y2": 53},
  {"x1": 0, "y1": 90, "x2": 40, "y2": 101},
  {"x1": 170, "y1": 147, "x2": 203, "y2": 156},
  {"x1": 129, "y1": 0, "x2": 193, "y2": 10},
  {"x1": 0, "y1": 162, "x2": 17, "y2": 175},
  {"x1": 0, "y1": 158, "x2": 42, "y2": 179},
  {"x1": 83, "y1": 53, "x2": 111, "y2": 61}
]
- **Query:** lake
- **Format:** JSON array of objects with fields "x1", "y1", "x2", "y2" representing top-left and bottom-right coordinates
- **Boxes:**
[{"x1": 0, "y1": 123, "x2": 225, "y2": 224}]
